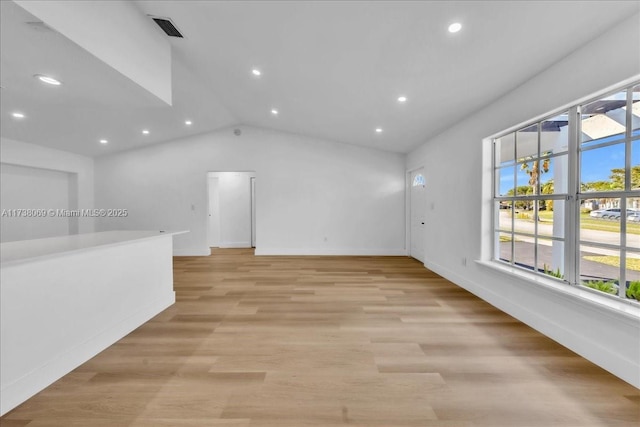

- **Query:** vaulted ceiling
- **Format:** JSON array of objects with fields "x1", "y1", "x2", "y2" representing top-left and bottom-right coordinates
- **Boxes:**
[{"x1": 1, "y1": 1, "x2": 638, "y2": 157}]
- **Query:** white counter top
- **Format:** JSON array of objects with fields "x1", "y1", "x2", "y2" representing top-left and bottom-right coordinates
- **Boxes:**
[{"x1": 1, "y1": 230, "x2": 187, "y2": 266}]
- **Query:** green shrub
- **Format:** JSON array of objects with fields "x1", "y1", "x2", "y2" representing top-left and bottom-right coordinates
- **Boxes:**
[
  {"x1": 582, "y1": 280, "x2": 618, "y2": 295},
  {"x1": 626, "y1": 281, "x2": 640, "y2": 301},
  {"x1": 543, "y1": 264, "x2": 564, "y2": 279}
]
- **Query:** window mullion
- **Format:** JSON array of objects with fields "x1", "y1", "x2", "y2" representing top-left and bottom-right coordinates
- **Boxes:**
[
  {"x1": 511, "y1": 133, "x2": 516, "y2": 265},
  {"x1": 626, "y1": 87, "x2": 632, "y2": 192},
  {"x1": 620, "y1": 88, "x2": 633, "y2": 297},
  {"x1": 534, "y1": 124, "x2": 541, "y2": 273},
  {"x1": 565, "y1": 106, "x2": 580, "y2": 285},
  {"x1": 620, "y1": 198, "x2": 627, "y2": 297}
]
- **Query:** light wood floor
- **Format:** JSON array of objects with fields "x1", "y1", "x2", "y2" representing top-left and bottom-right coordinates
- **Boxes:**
[{"x1": 2, "y1": 249, "x2": 638, "y2": 426}]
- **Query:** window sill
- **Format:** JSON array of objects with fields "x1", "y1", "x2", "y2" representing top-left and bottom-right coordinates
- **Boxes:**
[{"x1": 475, "y1": 260, "x2": 640, "y2": 324}]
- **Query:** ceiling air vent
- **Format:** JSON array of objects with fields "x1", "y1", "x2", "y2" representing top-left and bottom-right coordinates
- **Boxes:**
[{"x1": 150, "y1": 16, "x2": 183, "y2": 38}]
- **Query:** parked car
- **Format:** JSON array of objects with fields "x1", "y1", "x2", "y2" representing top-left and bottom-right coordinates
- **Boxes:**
[
  {"x1": 590, "y1": 208, "x2": 621, "y2": 219},
  {"x1": 590, "y1": 208, "x2": 639, "y2": 220},
  {"x1": 628, "y1": 212, "x2": 640, "y2": 222}
]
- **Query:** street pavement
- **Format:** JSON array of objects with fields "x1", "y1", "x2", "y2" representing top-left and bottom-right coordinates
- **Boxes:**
[{"x1": 498, "y1": 213, "x2": 640, "y2": 284}]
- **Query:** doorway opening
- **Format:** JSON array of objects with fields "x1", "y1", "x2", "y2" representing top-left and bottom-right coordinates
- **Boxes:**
[{"x1": 207, "y1": 171, "x2": 256, "y2": 248}]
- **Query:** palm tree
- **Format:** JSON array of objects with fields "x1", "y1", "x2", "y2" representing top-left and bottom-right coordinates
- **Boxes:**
[
  {"x1": 541, "y1": 179, "x2": 554, "y2": 211},
  {"x1": 520, "y1": 157, "x2": 550, "y2": 196},
  {"x1": 520, "y1": 155, "x2": 550, "y2": 220}
]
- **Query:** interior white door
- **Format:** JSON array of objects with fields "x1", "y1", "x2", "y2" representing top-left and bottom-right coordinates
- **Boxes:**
[
  {"x1": 250, "y1": 177, "x2": 256, "y2": 248},
  {"x1": 207, "y1": 176, "x2": 221, "y2": 247},
  {"x1": 410, "y1": 168, "x2": 426, "y2": 262},
  {"x1": 209, "y1": 171, "x2": 256, "y2": 248}
]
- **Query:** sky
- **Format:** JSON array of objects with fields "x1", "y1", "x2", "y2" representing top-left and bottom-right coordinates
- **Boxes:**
[{"x1": 499, "y1": 131, "x2": 639, "y2": 196}]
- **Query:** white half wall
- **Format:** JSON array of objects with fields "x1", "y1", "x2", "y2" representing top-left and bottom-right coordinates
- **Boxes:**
[
  {"x1": 406, "y1": 14, "x2": 640, "y2": 387},
  {"x1": 95, "y1": 126, "x2": 406, "y2": 256},
  {"x1": 0, "y1": 232, "x2": 176, "y2": 415},
  {"x1": 0, "y1": 137, "x2": 95, "y2": 235}
]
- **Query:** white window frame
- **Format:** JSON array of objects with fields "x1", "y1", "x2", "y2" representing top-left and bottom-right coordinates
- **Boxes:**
[{"x1": 489, "y1": 80, "x2": 639, "y2": 304}]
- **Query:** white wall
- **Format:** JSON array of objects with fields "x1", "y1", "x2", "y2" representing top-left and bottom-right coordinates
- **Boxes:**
[
  {"x1": 0, "y1": 163, "x2": 71, "y2": 242},
  {"x1": 406, "y1": 14, "x2": 640, "y2": 387},
  {"x1": 95, "y1": 126, "x2": 406, "y2": 256},
  {"x1": 0, "y1": 137, "x2": 95, "y2": 236}
]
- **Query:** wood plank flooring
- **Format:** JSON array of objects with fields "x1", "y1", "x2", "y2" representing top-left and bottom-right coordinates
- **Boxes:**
[{"x1": 2, "y1": 248, "x2": 639, "y2": 426}]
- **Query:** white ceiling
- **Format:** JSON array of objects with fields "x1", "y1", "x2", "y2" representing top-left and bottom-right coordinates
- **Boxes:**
[{"x1": 1, "y1": 0, "x2": 638, "y2": 157}]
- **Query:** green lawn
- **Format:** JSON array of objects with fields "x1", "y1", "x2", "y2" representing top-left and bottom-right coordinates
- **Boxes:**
[
  {"x1": 522, "y1": 211, "x2": 640, "y2": 235},
  {"x1": 583, "y1": 255, "x2": 640, "y2": 271},
  {"x1": 579, "y1": 215, "x2": 638, "y2": 234}
]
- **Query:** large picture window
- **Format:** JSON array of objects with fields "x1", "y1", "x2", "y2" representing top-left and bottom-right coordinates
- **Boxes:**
[{"x1": 493, "y1": 81, "x2": 640, "y2": 302}]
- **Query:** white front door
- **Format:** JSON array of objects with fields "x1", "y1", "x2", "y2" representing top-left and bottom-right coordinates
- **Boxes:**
[{"x1": 410, "y1": 168, "x2": 426, "y2": 262}]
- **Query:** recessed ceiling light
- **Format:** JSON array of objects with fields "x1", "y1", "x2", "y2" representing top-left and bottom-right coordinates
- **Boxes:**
[
  {"x1": 271, "y1": 109, "x2": 278, "y2": 115},
  {"x1": 252, "y1": 69, "x2": 262, "y2": 77},
  {"x1": 142, "y1": 129, "x2": 150, "y2": 135},
  {"x1": 397, "y1": 96, "x2": 407, "y2": 103},
  {"x1": 448, "y1": 22, "x2": 462, "y2": 33},
  {"x1": 99, "y1": 139, "x2": 108, "y2": 144},
  {"x1": 185, "y1": 120, "x2": 192, "y2": 125},
  {"x1": 34, "y1": 74, "x2": 61, "y2": 85},
  {"x1": 11, "y1": 112, "x2": 25, "y2": 119},
  {"x1": 375, "y1": 128, "x2": 383, "y2": 133}
]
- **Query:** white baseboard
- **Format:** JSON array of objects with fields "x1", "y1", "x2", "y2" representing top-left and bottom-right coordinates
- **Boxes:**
[
  {"x1": 255, "y1": 248, "x2": 407, "y2": 256},
  {"x1": 173, "y1": 248, "x2": 211, "y2": 256},
  {"x1": 424, "y1": 259, "x2": 640, "y2": 389},
  {"x1": 0, "y1": 293, "x2": 175, "y2": 416},
  {"x1": 173, "y1": 247, "x2": 211, "y2": 256},
  {"x1": 219, "y1": 241, "x2": 252, "y2": 248}
]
